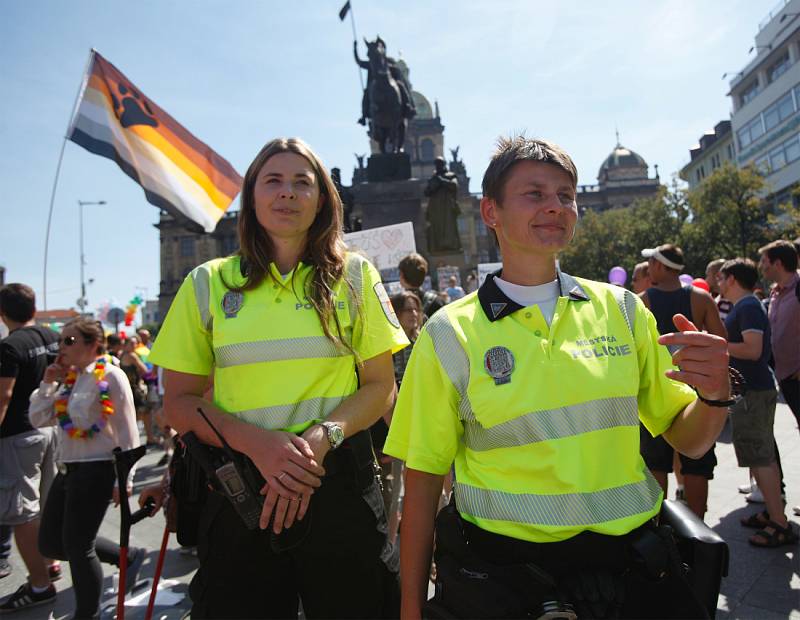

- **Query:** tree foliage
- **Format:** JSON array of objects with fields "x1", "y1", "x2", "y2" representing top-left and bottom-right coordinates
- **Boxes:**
[{"x1": 559, "y1": 164, "x2": 798, "y2": 282}]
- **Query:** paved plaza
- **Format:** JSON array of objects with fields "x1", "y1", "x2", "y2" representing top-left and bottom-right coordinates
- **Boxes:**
[{"x1": 1, "y1": 403, "x2": 798, "y2": 619}]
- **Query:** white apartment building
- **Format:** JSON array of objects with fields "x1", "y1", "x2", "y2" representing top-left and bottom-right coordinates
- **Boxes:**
[{"x1": 730, "y1": 0, "x2": 800, "y2": 203}]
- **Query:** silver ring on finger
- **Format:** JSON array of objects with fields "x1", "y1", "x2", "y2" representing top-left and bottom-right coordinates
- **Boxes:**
[{"x1": 278, "y1": 472, "x2": 287, "y2": 482}]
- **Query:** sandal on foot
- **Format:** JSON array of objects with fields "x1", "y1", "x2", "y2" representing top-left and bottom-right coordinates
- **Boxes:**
[
  {"x1": 741, "y1": 510, "x2": 770, "y2": 529},
  {"x1": 749, "y1": 521, "x2": 799, "y2": 548}
]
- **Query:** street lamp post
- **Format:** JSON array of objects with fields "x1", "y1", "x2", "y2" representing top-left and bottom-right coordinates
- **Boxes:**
[{"x1": 77, "y1": 200, "x2": 106, "y2": 313}]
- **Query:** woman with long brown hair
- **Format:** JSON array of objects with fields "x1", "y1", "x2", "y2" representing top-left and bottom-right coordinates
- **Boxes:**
[
  {"x1": 29, "y1": 318, "x2": 142, "y2": 619},
  {"x1": 150, "y1": 137, "x2": 408, "y2": 618}
]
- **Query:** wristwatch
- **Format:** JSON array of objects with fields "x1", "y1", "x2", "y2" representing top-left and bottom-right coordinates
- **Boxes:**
[
  {"x1": 318, "y1": 421, "x2": 345, "y2": 450},
  {"x1": 694, "y1": 367, "x2": 745, "y2": 407}
]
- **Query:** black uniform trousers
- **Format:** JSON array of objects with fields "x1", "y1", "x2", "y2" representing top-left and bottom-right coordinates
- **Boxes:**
[{"x1": 189, "y1": 457, "x2": 400, "y2": 619}]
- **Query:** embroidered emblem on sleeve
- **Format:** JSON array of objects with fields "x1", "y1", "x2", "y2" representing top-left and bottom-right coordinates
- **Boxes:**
[{"x1": 373, "y1": 282, "x2": 400, "y2": 328}]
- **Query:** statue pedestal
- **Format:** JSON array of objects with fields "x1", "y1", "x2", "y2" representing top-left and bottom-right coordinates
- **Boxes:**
[{"x1": 367, "y1": 153, "x2": 411, "y2": 182}]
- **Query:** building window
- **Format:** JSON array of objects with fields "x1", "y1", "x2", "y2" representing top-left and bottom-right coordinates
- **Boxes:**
[
  {"x1": 755, "y1": 132, "x2": 800, "y2": 175},
  {"x1": 740, "y1": 80, "x2": 759, "y2": 106},
  {"x1": 770, "y1": 144, "x2": 787, "y2": 170},
  {"x1": 763, "y1": 91, "x2": 795, "y2": 131},
  {"x1": 696, "y1": 170, "x2": 702, "y2": 183},
  {"x1": 785, "y1": 135, "x2": 800, "y2": 163},
  {"x1": 421, "y1": 138, "x2": 435, "y2": 162},
  {"x1": 180, "y1": 237, "x2": 195, "y2": 257},
  {"x1": 476, "y1": 218, "x2": 487, "y2": 236},
  {"x1": 457, "y1": 217, "x2": 468, "y2": 235},
  {"x1": 737, "y1": 115, "x2": 765, "y2": 150},
  {"x1": 726, "y1": 143, "x2": 734, "y2": 160},
  {"x1": 768, "y1": 51, "x2": 791, "y2": 83}
]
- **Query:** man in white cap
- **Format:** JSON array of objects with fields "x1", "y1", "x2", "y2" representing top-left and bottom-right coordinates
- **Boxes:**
[{"x1": 639, "y1": 244, "x2": 726, "y2": 519}]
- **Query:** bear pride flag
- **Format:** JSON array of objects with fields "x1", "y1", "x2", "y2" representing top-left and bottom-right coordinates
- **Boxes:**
[{"x1": 68, "y1": 50, "x2": 241, "y2": 232}]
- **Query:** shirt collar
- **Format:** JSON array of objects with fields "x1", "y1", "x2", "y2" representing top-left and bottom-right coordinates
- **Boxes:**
[
  {"x1": 774, "y1": 271, "x2": 800, "y2": 293},
  {"x1": 477, "y1": 267, "x2": 590, "y2": 322}
]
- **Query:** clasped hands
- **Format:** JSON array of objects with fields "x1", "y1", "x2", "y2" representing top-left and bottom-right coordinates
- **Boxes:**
[{"x1": 247, "y1": 424, "x2": 329, "y2": 534}]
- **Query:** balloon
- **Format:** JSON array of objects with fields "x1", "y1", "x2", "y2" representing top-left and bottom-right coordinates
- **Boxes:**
[
  {"x1": 608, "y1": 266, "x2": 627, "y2": 286},
  {"x1": 678, "y1": 274, "x2": 694, "y2": 286},
  {"x1": 692, "y1": 278, "x2": 710, "y2": 292}
]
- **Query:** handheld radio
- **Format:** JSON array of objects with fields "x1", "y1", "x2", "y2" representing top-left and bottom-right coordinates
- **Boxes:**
[{"x1": 186, "y1": 408, "x2": 265, "y2": 530}]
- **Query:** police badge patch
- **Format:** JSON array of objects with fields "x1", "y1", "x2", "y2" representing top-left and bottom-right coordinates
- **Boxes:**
[
  {"x1": 373, "y1": 283, "x2": 400, "y2": 328},
  {"x1": 484, "y1": 346, "x2": 515, "y2": 385},
  {"x1": 221, "y1": 291, "x2": 244, "y2": 318}
]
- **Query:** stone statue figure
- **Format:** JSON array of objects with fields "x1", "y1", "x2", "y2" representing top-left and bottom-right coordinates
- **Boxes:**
[
  {"x1": 354, "y1": 36, "x2": 416, "y2": 153},
  {"x1": 331, "y1": 167, "x2": 354, "y2": 232},
  {"x1": 425, "y1": 157, "x2": 461, "y2": 253},
  {"x1": 449, "y1": 145, "x2": 466, "y2": 177}
]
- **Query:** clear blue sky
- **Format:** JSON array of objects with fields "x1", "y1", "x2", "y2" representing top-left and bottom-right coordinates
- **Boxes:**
[{"x1": 0, "y1": 1, "x2": 776, "y2": 315}]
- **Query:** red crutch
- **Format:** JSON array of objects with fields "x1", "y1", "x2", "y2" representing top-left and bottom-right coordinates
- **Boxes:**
[{"x1": 144, "y1": 524, "x2": 170, "y2": 620}]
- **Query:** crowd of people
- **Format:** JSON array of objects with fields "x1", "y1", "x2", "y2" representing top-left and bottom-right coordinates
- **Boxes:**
[
  {"x1": 0, "y1": 134, "x2": 797, "y2": 619},
  {"x1": 0, "y1": 284, "x2": 171, "y2": 616}
]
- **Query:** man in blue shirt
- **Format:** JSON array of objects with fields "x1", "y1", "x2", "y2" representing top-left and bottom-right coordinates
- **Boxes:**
[{"x1": 718, "y1": 259, "x2": 797, "y2": 547}]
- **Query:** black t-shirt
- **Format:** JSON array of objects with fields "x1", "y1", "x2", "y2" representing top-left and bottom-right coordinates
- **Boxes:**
[
  {"x1": 0, "y1": 325, "x2": 59, "y2": 437},
  {"x1": 724, "y1": 295, "x2": 774, "y2": 391}
]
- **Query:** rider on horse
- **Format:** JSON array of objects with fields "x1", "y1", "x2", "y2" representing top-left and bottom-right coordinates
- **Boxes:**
[{"x1": 354, "y1": 37, "x2": 416, "y2": 126}]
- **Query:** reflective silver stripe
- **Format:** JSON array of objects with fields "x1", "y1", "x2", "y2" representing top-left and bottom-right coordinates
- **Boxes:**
[
  {"x1": 611, "y1": 286, "x2": 636, "y2": 338},
  {"x1": 344, "y1": 254, "x2": 364, "y2": 325},
  {"x1": 425, "y1": 312, "x2": 475, "y2": 421},
  {"x1": 214, "y1": 336, "x2": 346, "y2": 368},
  {"x1": 230, "y1": 395, "x2": 345, "y2": 429},
  {"x1": 463, "y1": 396, "x2": 638, "y2": 452},
  {"x1": 192, "y1": 267, "x2": 212, "y2": 332},
  {"x1": 455, "y1": 475, "x2": 662, "y2": 527}
]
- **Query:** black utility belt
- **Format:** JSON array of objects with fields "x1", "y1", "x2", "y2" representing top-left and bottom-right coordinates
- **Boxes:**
[
  {"x1": 463, "y1": 517, "x2": 655, "y2": 569},
  {"x1": 57, "y1": 460, "x2": 113, "y2": 475}
]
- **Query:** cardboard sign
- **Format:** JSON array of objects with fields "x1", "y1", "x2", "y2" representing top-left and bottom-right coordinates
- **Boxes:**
[
  {"x1": 477, "y1": 262, "x2": 503, "y2": 286},
  {"x1": 344, "y1": 222, "x2": 416, "y2": 272}
]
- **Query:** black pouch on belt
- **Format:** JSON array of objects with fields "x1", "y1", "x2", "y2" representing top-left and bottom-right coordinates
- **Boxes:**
[{"x1": 169, "y1": 435, "x2": 209, "y2": 547}]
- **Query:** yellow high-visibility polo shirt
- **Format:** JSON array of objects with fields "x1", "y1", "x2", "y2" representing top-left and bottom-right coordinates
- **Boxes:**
[
  {"x1": 149, "y1": 253, "x2": 408, "y2": 433},
  {"x1": 384, "y1": 270, "x2": 695, "y2": 543}
]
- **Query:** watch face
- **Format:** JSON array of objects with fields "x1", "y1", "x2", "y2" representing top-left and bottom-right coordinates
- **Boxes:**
[{"x1": 326, "y1": 423, "x2": 345, "y2": 448}]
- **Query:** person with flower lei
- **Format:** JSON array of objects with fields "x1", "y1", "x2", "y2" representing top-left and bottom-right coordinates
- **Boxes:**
[{"x1": 29, "y1": 318, "x2": 142, "y2": 620}]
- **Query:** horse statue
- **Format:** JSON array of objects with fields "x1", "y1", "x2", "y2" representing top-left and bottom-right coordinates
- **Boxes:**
[{"x1": 354, "y1": 37, "x2": 414, "y2": 154}]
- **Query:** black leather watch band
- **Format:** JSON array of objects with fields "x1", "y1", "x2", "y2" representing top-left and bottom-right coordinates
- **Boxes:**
[{"x1": 693, "y1": 367, "x2": 745, "y2": 408}]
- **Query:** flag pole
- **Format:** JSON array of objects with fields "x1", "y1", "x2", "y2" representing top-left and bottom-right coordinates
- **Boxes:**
[
  {"x1": 43, "y1": 48, "x2": 95, "y2": 310},
  {"x1": 348, "y1": 4, "x2": 365, "y2": 90}
]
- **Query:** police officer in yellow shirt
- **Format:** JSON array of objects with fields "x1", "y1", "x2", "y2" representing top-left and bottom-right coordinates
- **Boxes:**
[
  {"x1": 149, "y1": 137, "x2": 408, "y2": 619},
  {"x1": 385, "y1": 136, "x2": 733, "y2": 619}
]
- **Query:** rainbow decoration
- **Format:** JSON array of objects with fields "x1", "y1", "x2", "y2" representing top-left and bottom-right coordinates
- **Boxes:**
[
  {"x1": 54, "y1": 357, "x2": 114, "y2": 439},
  {"x1": 124, "y1": 294, "x2": 144, "y2": 326}
]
